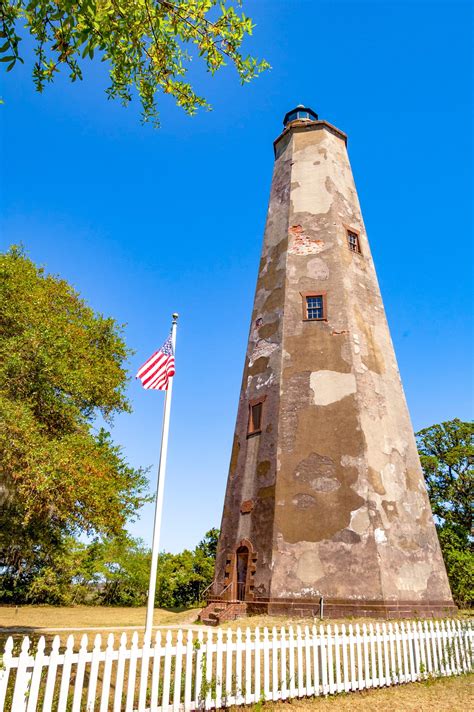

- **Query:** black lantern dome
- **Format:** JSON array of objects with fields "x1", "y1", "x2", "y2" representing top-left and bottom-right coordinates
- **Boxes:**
[{"x1": 283, "y1": 104, "x2": 318, "y2": 127}]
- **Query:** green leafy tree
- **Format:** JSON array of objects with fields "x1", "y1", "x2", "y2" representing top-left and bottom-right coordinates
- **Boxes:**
[
  {"x1": 416, "y1": 419, "x2": 473, "y2": 607},
  {"x1": 195, "y1": 527, "x2": 219, "y2": 559},
  {"x1": 94, "y1": 535, "x2": 151, "y2": 606},
  {"x1": 0, "y1": 246, "x2": 149, "y2": 601},
  {"x1": 0, "y1": 1, "x2": 269, "y2": 125},
  {"x1": 156, "y1": 529, "x2": 218, "y2": 608}
]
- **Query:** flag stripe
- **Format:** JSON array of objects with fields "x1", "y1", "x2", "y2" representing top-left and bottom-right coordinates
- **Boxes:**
[
  {"x1": 140, "y1": 353, "x2": 167, "y2": 386},
  {"x1": 136, "y1": 334, "x2": 175, "y2": 391}
]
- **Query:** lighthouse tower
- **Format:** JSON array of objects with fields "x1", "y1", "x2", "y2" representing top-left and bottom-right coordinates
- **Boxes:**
[{"x1": 206, "y1": 107, "x2": 454, "y2": 620}]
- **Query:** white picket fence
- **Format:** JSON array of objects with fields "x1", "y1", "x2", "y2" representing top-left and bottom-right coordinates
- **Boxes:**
[{"x1": 0, "y1": 619, "x2": 472, "y2": 712}]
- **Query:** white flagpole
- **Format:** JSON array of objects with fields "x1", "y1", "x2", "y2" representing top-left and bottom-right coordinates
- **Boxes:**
[{"x1": 145, "y1": 312, "x2": 178, "y2": 640}]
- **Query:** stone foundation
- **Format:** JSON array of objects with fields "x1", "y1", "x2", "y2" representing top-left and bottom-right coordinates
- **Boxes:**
[{"x1": 246, "y1": 597, "x2": 457, "y2": 619}]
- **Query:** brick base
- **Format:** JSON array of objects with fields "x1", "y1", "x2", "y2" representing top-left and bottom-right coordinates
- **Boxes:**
[{"x1": 245, "y1": 597, "x2": 457, "y2": 619}]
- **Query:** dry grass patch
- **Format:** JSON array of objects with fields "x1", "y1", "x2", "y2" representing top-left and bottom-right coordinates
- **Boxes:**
[
  {"x1": 250, "y1": 673, "x2": 473, "y2": 712},
  {"x1": 0, "y1": 605, "x2": 202, "y2": 648}
]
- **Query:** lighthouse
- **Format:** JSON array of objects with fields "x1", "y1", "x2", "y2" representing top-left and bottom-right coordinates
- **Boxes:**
[{"x1": 203, "y1": 107, "x2": 455, "y2": 622}]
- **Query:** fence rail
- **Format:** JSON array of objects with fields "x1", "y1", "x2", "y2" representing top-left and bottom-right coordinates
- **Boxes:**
[{"x1": 0, "y1": 619, "x2": 472, "y2": 711}]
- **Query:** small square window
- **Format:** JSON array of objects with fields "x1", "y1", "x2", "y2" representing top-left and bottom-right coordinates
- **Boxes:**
[
  {"x1": 302, "y1": 293, "x2": 326, "y2": 321},
  {"x1": 347, "y1": 230, "x2": 361, "y2": 253},
  {"x1": 247, "y1": 397, "x2": 265, "y2": 436}
]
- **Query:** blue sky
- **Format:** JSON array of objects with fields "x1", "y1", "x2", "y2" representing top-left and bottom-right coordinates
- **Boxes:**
[{"x1": 1, "y1": 1, "x2": 472, "y2": 553}]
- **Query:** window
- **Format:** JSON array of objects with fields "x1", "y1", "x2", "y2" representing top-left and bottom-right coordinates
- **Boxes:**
[
  {"x1": 247, "y1": 397, "x2": 266, "y2": 436},
  {"x1": 301, "y1": 292, "x2": 327, "y2": 321},
  {"x1": 347, "y1": 230, "x2": 361, "y2": 254}
]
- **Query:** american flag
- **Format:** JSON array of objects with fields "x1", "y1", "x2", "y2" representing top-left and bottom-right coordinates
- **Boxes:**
[{"x1": 136, "y1": 335, "x2": 175, "y2": 391}]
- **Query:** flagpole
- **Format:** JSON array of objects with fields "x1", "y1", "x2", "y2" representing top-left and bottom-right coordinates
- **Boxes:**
[{"x1": 145, "y1": 312, "x2": 178, "y2": 640}]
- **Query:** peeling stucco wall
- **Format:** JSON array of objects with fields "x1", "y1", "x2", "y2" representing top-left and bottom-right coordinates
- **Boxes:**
[{"x1": 215, "y1": 120, "x2": 453, "y2": 610}]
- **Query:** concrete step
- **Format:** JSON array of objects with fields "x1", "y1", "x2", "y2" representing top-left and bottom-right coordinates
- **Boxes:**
[{"x1": 200, "y1": 617, "x2": 219, "y2": 627}]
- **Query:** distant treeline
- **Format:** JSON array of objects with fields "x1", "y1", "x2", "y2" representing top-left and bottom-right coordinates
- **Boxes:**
[{"x1": 0, "y1": 529, "x2": 219, "y2": 608}]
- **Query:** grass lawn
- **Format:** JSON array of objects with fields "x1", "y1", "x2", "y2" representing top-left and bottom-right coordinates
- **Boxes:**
[
  {"x1": 0, "y1": 604, "x2": 199, "y2": 631},
  {"x1": 257, "y1": 673, "x2": 473, "y2": 711},
  {"x1": 0, "y1": 605, "x2": 202, "y2": 648},
  {"x1": 0, "y1": 605, "x2": 471, "y2": 641}
]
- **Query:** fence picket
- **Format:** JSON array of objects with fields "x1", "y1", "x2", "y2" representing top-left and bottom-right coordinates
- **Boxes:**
[
  {"x1": 11, "y1": 636, "x2": 31, "y2": 712},
  {"x1": 407, "y1": 622, "x2": 416, "y2": 682},
  {"x1": 429, "y1": 621, "x2": 439, "y2": 674},
  {"x1": 320, "y1": 625, "x2": 329, "y2": 695},
  {"x1": 263, "y1": 627, "x2": 271, "y2": 700},
  {"x1": 280, "y1": 627, "x2": 287, "y2": 700},
  {"x1": 368, "y1": 623, "x2": 376, "y2": 686},
  {"x1": 362, "y1": 624, "x2": 370, "y2": 689},
  {"x1": 0, "y1": 638, "x2": 14, "y2": 711},
  {"x1": 26, "y1": 636, "x2": 46, "y2": 712},
  {"x1": 461, "y1": 619, "x2": 472, "y2": 672},
  {"x1": 205, "y1": 629, "x2": 214, "y2": 710},
  {"x1": 392, "y1": 623, "x2": 401, "y2": 684},
  {"x1": 375, "y1": 623, "x2": 384, "y2": 686},
  {"x1": 215, "y1": 628, "x2": 224, "y2": 709},
  {"x1": 304, "y1": 625, "x2": 313, "y2": 695},
  {"x1": 254, "y1": 627, "x2": 262, "y2": 702},
  {"x1": 348, "y1": 624, "x2": 356, "y2": 691},
  {"x1": 272, "y1": 627, "x2": 279, "y2": 701},
  {"x1": 138, "y1": 633, "x2": 152, "y2": 712},
  {"x1": 448, "y1": 620, "x2": 461, "y2": 674},
  {"x1": 161, "y1": 630, "x2": 173, "y2": 710},
  {"x1": 99, "y1": 634, "x2": 115, "y2": 712},
  {"x1": 245, "y1": 627, "x2": 253, "y2": 705},
  {"x1": 235, "y1": 627, "x2": 243, "y2": 705},
  {"x1": 173, "y1": 629, "x2": 184, "y2": 712},
  {"x1": 194, "y1": 630, "x2": 204, "y2": 708},
  {"x1": 224, "y1": 628, "x2": 233, "y2": 704},
  {"x1": 382, "y1": 623, "x2": 391, "y2": 686},
  {"x1": 341, "y1": 624, "x2": 351, "y2": 692},
  {"x1": 183, "y1": 630, "x2": 193, "y2": 712},
  {"x1": 333, "y1": 625, "x2": 342, "y2": 694},
  {"x1": 125, "y1": 631, "x2": 139, "y2": 712},
  {"x1": 73, "y1": 635, "x2": 90, "y2": 712},
  {"x1": 443, "y1": 620, "x2": 453, "y2": 675},
  {"x1": 355, "y1": 624, "x2": 364, "y2": 691},
  {"x1": 326, "y1": 625, "x2": 335, "y2": 694},
  {"x1": 423, "y1": 622, "x2": 432, "y2": 674},
  {"x1": 114, "y1": 633, "x2": 128, "y2": 712},
  {"x1": 388, "y1": 623, "x2": 397, "y2": 684},
  {"x1": 58, "y1": 634, "x2": 75, "y2": 711},
  {"x1": 435, "y1": 621, "x2": 446, "y2": 675},
  {"x1": 312, "y1": 625, "x2": 320, "y2": 697},
  {"x1": 448, "y1": 620, "x2": 457, "y2": 673},
  {"x1": 296, "y1": 626, "x2": 304, "y2": 697},
  {"x1": 417, "y1": 622, "x2": 427, "y2": 679},
  {"x1": 401, "y1": 622, "x2": 410, "y2": 682},
  {"x1": 455, "y1": 620, "x2": 465, "y2": 672},
  {"x1": 42, "y1": 635, "x2": 61, "y2": 712},
  {"x1": 414, "y1": 622, "x2": 423, "y2": 679}
]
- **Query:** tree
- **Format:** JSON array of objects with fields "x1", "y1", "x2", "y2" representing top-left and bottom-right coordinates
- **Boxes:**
[
  {"x1": 94, "y1": 535, "x2": 151, "y2": 606},
  {"x1": 0, "y1": 246, "x2": 149, "y2": 598},
  {"x1": 416, "y1": 419, "x2": 473, "y2": 607},
  {"x1": 195, "y1": 527, "x2": 219, "y2": 559},
  {"x1": 0, "y1": 1, "x2": 269, "y2": 125},
  {"x1": 156, "y1": 529, "x2": 218, "y2": 608}
]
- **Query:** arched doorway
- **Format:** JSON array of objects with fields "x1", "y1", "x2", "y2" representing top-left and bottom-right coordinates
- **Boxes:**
[{"x1": 235, "y1": 546, "x2": 249, "y2": 601}]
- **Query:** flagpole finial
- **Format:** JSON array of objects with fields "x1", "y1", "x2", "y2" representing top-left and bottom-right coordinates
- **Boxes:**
[{"x1": 172, "y1": 313, "x2": 179, "y2": 323}]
